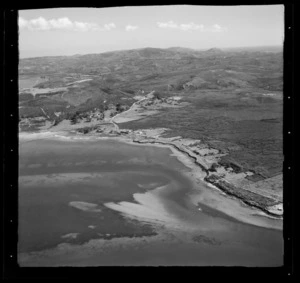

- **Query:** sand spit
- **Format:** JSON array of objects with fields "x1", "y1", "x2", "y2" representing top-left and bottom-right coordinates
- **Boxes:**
[
  {"x1": 66, "y1": 79, "x2": 93, "y2": 86},
  {"x1": 137, "y1": 182, "x2": 162, "y2": 189},
  {"x1": 104, "y1": 191, "x2": 176, "y2": 227},
  {"x1": 104, "y1": 182, "x2": 203, "y2": 232},
  {"x1": 21, "y1": 87, "x2": 68, "y2": 97},
  {"x1": 69, "y1": 201, "x2": 102, "y2": 212},
  {"x1": 61, "y1": 233, "x2": 79, "y2": 239},
  {"x1": 19, "y1": 131, "x2": 58, "y2": 141},
  {"x1": 19, "y1": 131, "x2": 99, "y2": 142}
]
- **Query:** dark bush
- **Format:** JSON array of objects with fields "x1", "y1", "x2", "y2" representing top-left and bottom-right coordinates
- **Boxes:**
[
  {"x1": 116, "y1": 103, "x2": 121, "y2": 112},
  {"x1": 78, "y1": 127, "x2": 91, "y2": 134},
  {"x1": 152, "y1": 92, "x2": 161, "y2": 100},
  {"x1": 209, "y1": 163, "x2": 219, "y2": 172}
]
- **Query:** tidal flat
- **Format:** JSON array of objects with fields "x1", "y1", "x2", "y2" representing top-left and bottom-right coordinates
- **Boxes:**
[{"x1": 18, "y1": 135, "x2": 283, "y2": 266}]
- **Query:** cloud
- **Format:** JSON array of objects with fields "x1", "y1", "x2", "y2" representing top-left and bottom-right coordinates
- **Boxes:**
[
  {"x1": 211, "y1": 24, "x2": 228, "y2": 32},
  {"x1": 157, "y1": 20, "x2": 178, "y2": 29},
  {"x1": 157, "y1": 21, "x2": 227, "y2": 32},
  {"x1": 18, "y1": 17, "x2": 29, "y2": 29},
  {"x1": 104, "y1": 23, "x2": 116, "y2": 30},
  {"x1": 18, "y1": 17, "x2": 116, "y2": 32},
  {"x1": 125, "y1": 25, "x2": 139, "y2": 31},
  {"x1": 179, "y1": 23, "x2": 204, "y2": 31}
]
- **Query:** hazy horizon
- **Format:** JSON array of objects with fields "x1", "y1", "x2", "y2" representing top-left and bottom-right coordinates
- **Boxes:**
[
  {"x1": 19, "y1": 45, "x2": 283, "y2": 59},
  {"x1": 19, "y1": 6, "x2": 284, "y2": 59},
  {"x1": 19, "y1": 44, "x2": 283, "y2": 59}
]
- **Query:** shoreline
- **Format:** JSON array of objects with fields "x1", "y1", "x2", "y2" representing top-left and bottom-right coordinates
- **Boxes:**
[
  {"x1": 87, "y1": 133, "x2": 283, "y2": 220},
  {"x1": 107, "y1": 136, "x2": 283, "y2": 230},
  {"x1": 19, "y1": 130, "x2": 282, "y2": 231},
  {"x1": 20, "y1": 92, "x2": 283, "y2": 221}
]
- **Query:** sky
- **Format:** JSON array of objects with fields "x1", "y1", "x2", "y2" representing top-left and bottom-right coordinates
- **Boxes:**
[{"x1": 18, "y1": 5, "x2": 284, "y2": 58}]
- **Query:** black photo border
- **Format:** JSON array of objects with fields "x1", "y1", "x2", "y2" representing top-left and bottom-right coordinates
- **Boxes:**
[{"x1": 2, "y1": 0, "x2": 296, "y2": 279}]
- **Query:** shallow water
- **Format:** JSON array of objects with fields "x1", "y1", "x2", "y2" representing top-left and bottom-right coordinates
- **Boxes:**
[
  {"x1": 19, "y1": 76, "x2": 41, "y2": 90},
  {"x1": 19, "y1": 138, "x2": 190, "y2": 252},
  {"x1": 18, "y1": 137, "x2": 283, "y2": 266}
]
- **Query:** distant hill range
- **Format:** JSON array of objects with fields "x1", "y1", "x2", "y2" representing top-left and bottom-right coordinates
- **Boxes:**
[
  {"x1": 20, "y1": 45, "x2": 282, "y2": 61},
  {"x1": 221, "y1": 45, "x2": 283, "y2": 53}
]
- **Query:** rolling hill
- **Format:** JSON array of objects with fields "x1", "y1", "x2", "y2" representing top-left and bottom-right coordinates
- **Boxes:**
[{"x1": 19, "y1": 46, "x2": 283, "y2": 120}]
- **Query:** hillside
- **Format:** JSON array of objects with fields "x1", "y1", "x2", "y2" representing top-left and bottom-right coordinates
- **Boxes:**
[{"x1": 19, "y1": 46, "x2": 282, "y2": 119}]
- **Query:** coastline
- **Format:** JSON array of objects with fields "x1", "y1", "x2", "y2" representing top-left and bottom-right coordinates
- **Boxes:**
[
  {"x1": 19, "y1": 130, "x2": 282, "y2": 231},
  {"x1": 18, "y1": 130, "x2": 283, "y2": 266},
  {"x1": 19, "y1": 90, "x2": 283, "y2": 220},
  {"x1": 106, "y1": 136, "x2": 283, "y2": 230}
]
